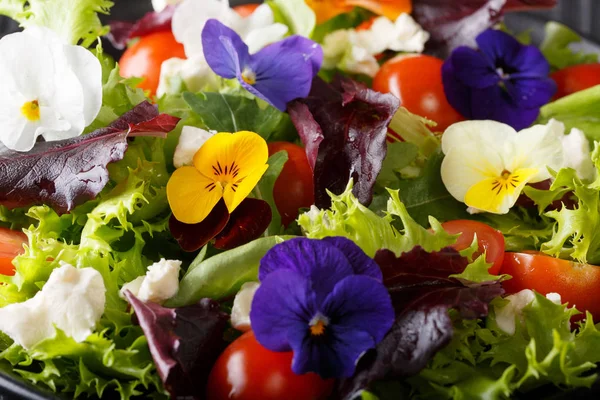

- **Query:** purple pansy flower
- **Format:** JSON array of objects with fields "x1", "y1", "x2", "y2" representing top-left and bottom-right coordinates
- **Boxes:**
[
  {"x1": 442, "y1": 29, "x2": 556, "y2": 130},
  {"x1": 250, "y1": 237, "x2": 394, "y2": 379},
  {"x1": 202, "y1": 19, "x2": 323, "y2": 112}
]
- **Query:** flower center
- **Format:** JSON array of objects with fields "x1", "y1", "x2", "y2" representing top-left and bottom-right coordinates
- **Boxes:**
[
  {"x1": 21, "y1": 100, "x2": 40, "y2": 122},
  {"x1": 241, "y1": 68, "x2": 256, "y2": 85},
  {"x1": 492, "y1": 169, "x2": 521, "y2": 194},
  {"x1": 309, "y1": 313, "x2": 329, "y2": 336},
  {"x1": 209, "y1": 161, "x2": 243, "y2": 192}
]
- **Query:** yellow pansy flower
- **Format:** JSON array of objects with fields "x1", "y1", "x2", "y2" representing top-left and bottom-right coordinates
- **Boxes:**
[
  {"x1": 167, "y1": 131, "x2": 269, "y2": 224},
  {"x1": 441, "y1": 120, "x2": 566, "y2": 215}
]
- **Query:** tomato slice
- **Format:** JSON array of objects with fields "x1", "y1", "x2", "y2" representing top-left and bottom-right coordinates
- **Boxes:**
[
  {"x1": 119, "y1": 31, "x2": 186, "y2": 96},
  {"x1": 0, "y1": 227, "x2": 27, "y2": 276},
  {"x1": 551, "y1": 63, "x2": 600, "y2": 100},
  {"x1": 233, "y1": 3, "x2": 261, "y2": 17},
  {"x1": 441, "y1": 220, "x2": 505, "y2": 275},
  {"x1": 267, "y1": 142, "x2": 314, "y2": 227},
  {"x1": 207, "y1": 331, "x2": 333, "y2": 400},
  {"x1": 501, "y1": 252, "x2": 600, "y2": 320},
  {"x1": 373, "y1": 55, "x2": 464, "y2": 132}
]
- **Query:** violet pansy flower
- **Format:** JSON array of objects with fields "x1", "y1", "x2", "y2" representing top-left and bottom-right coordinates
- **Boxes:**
[
  {"x1": 250, "y1": 237, "x2": 394, "y2": 379},
  {"x1": 442, "y1": 29, "x2": 556, "y2": 130},
  {"x1": 202, "y1": 19, "x2": 323, "y2": 111}
]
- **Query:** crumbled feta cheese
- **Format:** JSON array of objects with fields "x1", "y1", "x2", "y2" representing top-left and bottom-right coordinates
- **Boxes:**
[
  {"x1": 231, "y1": 282, "x2": 260, "y2": 332},
  {"x1": 561, "y1": 128, "x2": 595, "y2": 181},
  {"x1": 495, "y1": 289, "x2": 561, "y2": 335},
  {"x1": 173, "y1": 126, "x2": 216, "y2": 168},
  {"x1": 0, "y1": 262, "x2": 106, "y2": 349},
  {"x1": 152, "y1": 0, "x2": 182, "y2": 12},
  {"x1": 156, "y1": 56, "x2": 219, "y2": 97},
  {"x1": 121, "y1": 259, "x2": 182, "y2": 304}
]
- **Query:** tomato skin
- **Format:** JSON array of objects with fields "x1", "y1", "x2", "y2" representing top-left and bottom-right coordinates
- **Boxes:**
[
  {"x1": 441, "y1": 220, "x2": 505, "y2": 275},
  {"x1": 501, "y1": 252, "x2": 600, "y2": 320},
  {"x1": 233, "y1": 3, "x2": 260, "y2": 17},
  {"x1": 373, "y1": 55, "x2": 464, "y2": 132},
  {"x1": 119, "y1": 31, "x2": 186, "y2": 96},
  {"x1": 206, "y1": 331, "x2": 334, "y2": 400},
  {"x1": 0, "y1": 228, "x2": 27, "y2": 276},
  {"x1": 267, "y1": 142, "x2": 314, "y2": 227},
  {"x1": 551, "y1": 64, "x2": 600, "y2": 99}
]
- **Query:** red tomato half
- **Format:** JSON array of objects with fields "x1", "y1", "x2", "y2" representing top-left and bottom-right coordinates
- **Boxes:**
[
  {"x1": 233, "y1": 3, "x2": 261, "y2": 17},
  {"x1": 207, "y1": 331, "x2": 333, "y2": 400},
  {"x1": 0, "y1": 228, "x2": 27, "y2": 276},
  {"x1": 441, "y1": 220, "x2": 505, "y2": 275},
  {"x1": 501, "y1": 252, "x2": 600, "y2": 320},
  {"x1": 373, "y1": 55, "x2": 464, "y2": 132},
  {"x1": 268, "y1": 142, "x2": 314, "y2": 227},
  {"x1": 551, "y1": 63, "x2": 600, "y2": 99},
  {"x1": 119, "y1": 31, "x2": 186, "y2": 96}
]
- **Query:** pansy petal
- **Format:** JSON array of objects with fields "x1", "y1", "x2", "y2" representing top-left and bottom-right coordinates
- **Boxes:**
[
  {"x1": 250, "y1": 269, "x2": 315, "y2": 352},
  {"x1": 258, "y1": 238, "x2": 354, "y2": 301},
  {"x1": 506, "y1": 77, "x2": 556, "y2": 108},
  {"x1": 321, "y1": 237, "x2": 382, "y2": 281},
  {"x1": 512, "y1": 119, "x2": 565, "y2": 181},
  {"x1": 166, "y1": 166, "x2": 223, "y2": 224},
  {"x1": 441, "y1": 120, "x2": 517, "y2": 156},
  {"x1": 464, "y1": 167, "x2": 539, "y2": 214},
  {"x1": 469, "y1": 85, "x2": 541, "y2": 130},
  {"x1": 441, "y1": 147, "x2": 495, "y2": 204},
  {"x1": 222, "y1": 163, "x2": 268, "y2": 213},
  {"x1": 449, "y1": 46, "x2": 498, "y2": 88},
  {"x1": 476, "y1": 29, "x2": 523, "y2": 69},
  {"x1": 202, "y1": 19, "x2": 249, "y2": 80},
  {"x1": 510, "y1": 42, "x2": 551, "y2": 78},
  {"x1": 441, "y1": 57, "x2": 474, "y2": 119},
  {"x1": 193, "y1": 131, "x2": 269, "y2": 185}
]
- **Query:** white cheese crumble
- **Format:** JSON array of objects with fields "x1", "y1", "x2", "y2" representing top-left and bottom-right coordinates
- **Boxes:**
[
  {"x1": 121, "y1": 259, "x2": 182, "y2": 304},
  {"x1": 173, "y1": 126, "x2": 216, "y2": 168},
  {"x1": 0, "y1": 262, "x2": 106, "y2": 349},
  {"x1": 495, "y1": 289, "x2": 562, "y2": 335},
  {"x1": 231, "y1": 282, "x2": 260, "y2": 332}
]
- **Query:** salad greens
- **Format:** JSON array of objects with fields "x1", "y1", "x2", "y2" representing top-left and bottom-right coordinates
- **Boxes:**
[{"x1": 540, "y1": 21, "x2": 599, "y2": 70}]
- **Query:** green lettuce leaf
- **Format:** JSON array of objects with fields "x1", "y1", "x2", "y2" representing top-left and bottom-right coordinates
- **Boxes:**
[
  {"x1": 311, "y1": 7, "x2": 373, "y2": 43},
  {"x1": 388, "y1": 107, "x2": 440, "y2": 157},
  {"x1": 540, "y1": 21, "x2": 598, "y2": 70},
  {"x1": 298, "y1": 182, "x2": 456, "y2": 257},
  {"x1": 0, "y1": 0, "x2": 113, "y2": 47},
  {"x1": 255, "y1": 151, "x2": 289, "y2": 235},
  {"x1": 268, "y1": 0, "x2": 316, "y2": 37}
]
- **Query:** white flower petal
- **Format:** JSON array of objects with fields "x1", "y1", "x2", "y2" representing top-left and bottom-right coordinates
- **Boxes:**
[
  {"x1": 152, "y1": 0, "x2": 182, "y2": 12},
  {"x1": 245, "y1": 23, "x2": 289, "y2": 54},
  {"x1": 174, "y1": 126, "x2": 216, "y2": 168},
  {"x1": 441, "y1": 146, "x2": 491, "y2": 204},
  {"x1": 441, "y1": 120, "x2": 517, "y2": 157},
  {"x1": 562, "y1": 127, "x2": 595, "y2": 181},
  {"x1": 513, "y1": 119, "x2": 565, "y2": 181},
  {"x1": 62, "y1": 45, "x2": 102, "y2": 126}
]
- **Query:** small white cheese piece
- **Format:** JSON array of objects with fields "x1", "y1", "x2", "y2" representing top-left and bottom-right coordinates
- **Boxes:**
[
  {"x1": 495, "y1": 289, "x2": 562, "y2": 335},
  {"x1": 152, "y1": 0, "x2": 182, "y2": 12},
  {"x1": 121, "y1": 259, "x2": 182, "y2": 304},
  {"x1": 231, "y1": 282, "x2": 260, "y2": 332},
  {"x1": 173, "y1": 126, "x2": 216, "y2": 168},
  {"x1": 561, "y1": 128, "x2": 595, "y2": 181},
  {"x1": 0, "y1": 262, "x2": 106, "y2": 349}
]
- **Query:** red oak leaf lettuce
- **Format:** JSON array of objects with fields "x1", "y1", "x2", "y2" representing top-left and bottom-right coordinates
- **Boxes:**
[
  {"x1": 107, "y1": 5, "x2": 176, "y2": 50},
  {"x1": 125, "y1": 291, "x2": 229, "y2": 399},
  {"x1": 412, "y1": 0, "x2": 556, "y2": 57},
  {"x1": 288, "y1": 76, "x2": 399, "y2": 208},
  {"x1": 0, "y1": 101, "x2": 180, "y2": 214},
  {"x1": 336, "y1": 246, "x2": 504, "y2": 399}
]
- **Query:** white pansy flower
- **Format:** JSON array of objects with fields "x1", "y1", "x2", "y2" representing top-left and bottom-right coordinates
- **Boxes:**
[
  {"x1": 322, "y1": 13, "x2": 429, "y2": 77},
  {"x1": 173, "y1": 126, "x2": 217, "y2": 168},
  {"x1": 0, "y1": 27, "x2": 102, "y2": 152},
  {"x1": 441, "y1": 119, "x2": 566, "y2": 214},
  {"x1": 561, "y1": 127, "x2": 595, "y2": 181},
  {"x1": 0, "y1": 262, "x2": 106, "y2": 349},
  {"x1": 152, "y1": 0, "x2": 182, "y2": 12}
]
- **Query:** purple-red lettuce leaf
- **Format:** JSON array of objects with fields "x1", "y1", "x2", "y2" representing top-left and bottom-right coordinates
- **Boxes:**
[
  {"x1": 335, "y1": 246, "x2": 504, "y2": 399},
  {"x1": 412, "y1": 0, "x2": 557, "y2": 57},
  {"x1": 125, "y1": 291, "x2": 229, "y2": 399},
  {"x1": 107, "y1": 5, "x2": 176, "y2": 50},
  {"x1": 288, "y1": 76, "x2": 399, "y2": 208},
  {"x1": 0, "y1": 101, "x2": 180, "y2": 214}
]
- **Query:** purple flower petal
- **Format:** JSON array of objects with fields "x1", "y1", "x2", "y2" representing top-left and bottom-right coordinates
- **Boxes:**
[
  {"x1": 258, "y1": 238, "x2": 354, "y2": 302},
  {"x1": 450, "y1": 46, "x2": 499, "y2": 89},
  {"x1": 202, "y1": 19, "x2": 249, "y2": 80},
  {"x1": 476, "y1": 29, "x2": 523, "y2": 70},
  {"x1": 250, "y1": 269, "x2": 316, "y2": 352},
  {"x1": 511, "y1": 44, "x2": 552, "y2": 78},
  {"x1": 321, "y1": 237, "x2": 383, "y2": 281},
  {"x1": 505, "y1": 77, "x2": 556, "y2": 108},
  {"x1": 469, "y1": 85, "x2": 541, "y2": 131},
  {"x1": 442, "y1": 58, "x2": 473, "y2": 119}
]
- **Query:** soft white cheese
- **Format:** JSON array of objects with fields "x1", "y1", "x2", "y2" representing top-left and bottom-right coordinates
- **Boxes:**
[
  {"x1": 231, "y1": 282, "x2": 260, "y2": 332},
  {"x1": 561, "y1": 127, "x2": 595, "y2": 181},
  {"x1": 156, "y1": 56, "x2": 219, "y2": 97},
  {"x1": 121, "y1": 259, "x2": 182, "y2": 304},
  {"x1": 173, "y1": 126, "x2": 216, "y2": 168},
  {"x1": 495, "y1": 289, "x2": 562, "y2": 335},
  {"x1": 0, "y1": 262, "x2": 106, "y2": 349},
  {"x1": 152, "y1": 0, "x2": 182, "y2": 12}
]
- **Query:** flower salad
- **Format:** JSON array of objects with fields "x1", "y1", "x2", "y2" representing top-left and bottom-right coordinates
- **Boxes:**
[{"x1": 2, "y1": 0, "x2": 600, "y2": 400}]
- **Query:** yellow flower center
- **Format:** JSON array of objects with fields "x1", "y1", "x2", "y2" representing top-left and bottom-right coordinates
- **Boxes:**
[
  {"x1": 207, "y1": 160, "x2": 243, "y2": 193},
  {"x1": 309, "y1": 314, "x2": 328, "y2": 336},
  {"x1": 21, "y1": 100, "x2": 40, "y2": 122},
  {"x1": 241, "y1": 68, "x2": 256, "y2": 85}
]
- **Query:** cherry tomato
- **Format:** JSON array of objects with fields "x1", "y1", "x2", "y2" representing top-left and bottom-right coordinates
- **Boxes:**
[
  {"x1": 119, "y1": 31, "x2": 186, "y2": 96},
  {"x1": 207, "y1": 331, "x2": 333, "y2": 400},
  {"x1": 233, "y1": 3, "x2": 261, "y2": 17},
  {"x1": 267, "y1": 142, "x2": 314, "y2": 227},
  {"x1": 441, "y1": 220, "x2": 505, "y2": 275},
  {"x1": 373, "y1": 55, "x2": 464, "y2": 132},
  {"x1": 0, "y1": 228, "x2": 27, "y2": 276},
  {"x1": 501, "y1": 252, "x2": 600, "y2": 320},
  {"x1": 551, "y1": 63, "x2": 600, "y2": 100}
]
